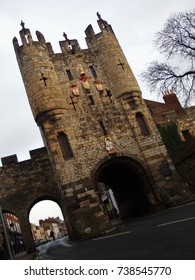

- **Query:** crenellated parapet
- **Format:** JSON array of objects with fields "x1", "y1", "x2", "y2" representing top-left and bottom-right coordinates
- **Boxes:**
[
  {"x1": 13, "y1": 14, "x2": 142, "y2": 115},
  {"x1": 0, "y1": 147, "x2": 59, "y2": 204},
  {"x1": 0, "y1": 147, "x2": 48, "y2": 168}
]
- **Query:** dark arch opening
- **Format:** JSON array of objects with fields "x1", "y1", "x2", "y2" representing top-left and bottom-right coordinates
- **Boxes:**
[{"x1": 96, "y1": 157, "x2": 150, "y2": 220}]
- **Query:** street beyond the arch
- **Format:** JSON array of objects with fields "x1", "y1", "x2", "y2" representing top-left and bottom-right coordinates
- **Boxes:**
[{"x1": 19, "y1": 201, "x2": 195, "y2": 260}]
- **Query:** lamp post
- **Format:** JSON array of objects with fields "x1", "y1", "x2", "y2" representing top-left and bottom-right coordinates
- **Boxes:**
[{"x1": 0, "y1": 206, "x2": 13, "y2": 259}]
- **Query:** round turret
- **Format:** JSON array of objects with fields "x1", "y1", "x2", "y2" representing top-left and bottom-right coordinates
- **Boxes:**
[
  {"x1": 13, "y1": 26, "x2": 68, "y2": 126},
  {"x1": 85, "y1": 16, "x2": 141, "y2": 100}
]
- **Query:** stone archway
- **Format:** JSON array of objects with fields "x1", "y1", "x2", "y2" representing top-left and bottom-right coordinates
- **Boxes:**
[{"x1": 94, "y1": 156, "x2": 152, "y2": 220}]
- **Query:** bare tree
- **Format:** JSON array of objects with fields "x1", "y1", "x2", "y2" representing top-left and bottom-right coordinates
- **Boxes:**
[{"x1": 141, "y1": 9, "x2": 195, "y2": 106}]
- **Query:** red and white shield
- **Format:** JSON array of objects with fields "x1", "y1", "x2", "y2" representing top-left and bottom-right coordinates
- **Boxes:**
[
  {"x1": 71, "y1": 85, "x2": 79, "y2": 96},
  {"x1": 94, "y1": 80, "x2": 103, "y2": 91},
  {"x1": 80, "y1": 77, "x2": 90, "y2": 90}
]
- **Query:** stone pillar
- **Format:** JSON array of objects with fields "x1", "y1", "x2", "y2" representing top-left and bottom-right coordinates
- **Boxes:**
[{"x1": 18, "y1": 213, "x2": 36, "y2": 254}]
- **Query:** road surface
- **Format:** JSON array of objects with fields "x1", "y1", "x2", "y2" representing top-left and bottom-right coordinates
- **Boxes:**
[{"x1": 37, "y1": 201, "x2": 195, "y2": 260}]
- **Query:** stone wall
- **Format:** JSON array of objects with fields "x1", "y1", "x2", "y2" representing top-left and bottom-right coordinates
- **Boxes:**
[{"x1": 0, "y1": 147, "x2": 61, "y2": 252}]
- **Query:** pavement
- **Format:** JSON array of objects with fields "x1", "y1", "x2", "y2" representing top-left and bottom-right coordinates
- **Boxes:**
[{"x1": 13, "y1": 251, "x2": 38, "y2": 260}]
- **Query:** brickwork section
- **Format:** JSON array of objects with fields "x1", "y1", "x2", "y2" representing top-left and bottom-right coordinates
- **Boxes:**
[
  {"x1": 0, "y1": 147, "x2": 59, "y2": 207},
  {"x1": 145, "y1": 98, "x2": 195, "y2": 188}
]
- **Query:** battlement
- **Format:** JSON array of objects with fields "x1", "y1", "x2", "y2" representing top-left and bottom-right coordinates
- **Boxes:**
[
  {"x1": 13, "y1": 24, "x2": 84, "y2": 57},
  {"x1": 0, "y1": 147, "x2": 48, "y2": 168},
  {"x1": 85, "y1": 16, "x2": 114, "y2": 39},
  {"x1": 13, "y1": 14, "x2": 115, "y2": 58}
]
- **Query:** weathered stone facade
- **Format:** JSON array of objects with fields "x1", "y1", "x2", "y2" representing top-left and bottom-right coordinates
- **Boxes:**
[
  {"x1": 0, "y1": 148, "x2": 61, "y2": 252},
  {"x1": 145, "y1": 91, "x2": 195, "y2": 188},
  {"x1": 0, "y1": 16, "x2": 193, "y2": 253}
]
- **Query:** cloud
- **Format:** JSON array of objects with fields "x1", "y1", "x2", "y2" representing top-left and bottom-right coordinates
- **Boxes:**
[{"x1": 29, "y1": 200, "x2": 63, "y2": 225}]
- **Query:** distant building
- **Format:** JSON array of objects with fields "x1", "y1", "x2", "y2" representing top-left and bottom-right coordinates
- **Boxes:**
[
  {"x1": 3, "y1": 213, "x2": 24, "y2": 255},
  {"x1": 31, "y1": 223, "x2": 44, "y2": 241},
  {"x1": 39, "y1": 217, "x2": 67, "y2": 239},
  {"x1": 145, "y1": 91, "x2": 195, "y2": 186}
]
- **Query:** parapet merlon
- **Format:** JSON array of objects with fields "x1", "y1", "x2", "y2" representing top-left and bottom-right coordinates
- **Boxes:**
[
  {"x1": 12, "y1": 14, "x2": 114, "y2": 56},
  {"x1": 0, "y1": 147, "x2": 48, "y2": 167}
]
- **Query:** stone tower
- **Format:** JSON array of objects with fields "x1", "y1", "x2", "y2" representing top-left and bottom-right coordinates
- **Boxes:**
[{"x1": 13, "y1": 15, "x2": 187, "y2": 240}]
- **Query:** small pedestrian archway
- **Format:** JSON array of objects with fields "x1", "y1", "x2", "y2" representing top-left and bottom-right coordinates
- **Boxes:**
[
  {"x1": 28, "y1": 197, "x2": 68, "y2": 241},
  {"x1": 0, "y1": 195, "x2": 67, "y2": 256},
  {"x1": 94, "y1": 156, "x2": 152, "y2": 220}
]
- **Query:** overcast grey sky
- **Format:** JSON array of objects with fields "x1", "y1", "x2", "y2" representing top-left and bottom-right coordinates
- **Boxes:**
[{"x1": 1, "y1": 0, "x2": 194, "y2": 224}]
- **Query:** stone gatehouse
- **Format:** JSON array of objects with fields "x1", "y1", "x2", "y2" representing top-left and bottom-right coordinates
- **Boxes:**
[{"x1": 0, "y1": 15, "x2": 193, "y2": 253}]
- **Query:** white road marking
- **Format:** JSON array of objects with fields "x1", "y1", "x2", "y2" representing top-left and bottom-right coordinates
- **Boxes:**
[
  {"x1": 157, "y1": 216, "x2": 195, "y2": 227},
  {"x1": 171, "y1": 201, "x2": 195, "y2": 210},
  {"x1": 93, "y1": 230, "x2": 132, "y2": 240}
]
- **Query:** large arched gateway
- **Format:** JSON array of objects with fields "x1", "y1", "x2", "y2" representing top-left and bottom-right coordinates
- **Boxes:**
[{"x1": 95, "y1": 156, "x2": 153, "y2": 220}]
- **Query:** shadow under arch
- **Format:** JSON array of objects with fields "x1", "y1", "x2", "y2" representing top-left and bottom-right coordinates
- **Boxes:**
[{"x1": 92, "y1": 153, "x2": 154, "y2": 220}]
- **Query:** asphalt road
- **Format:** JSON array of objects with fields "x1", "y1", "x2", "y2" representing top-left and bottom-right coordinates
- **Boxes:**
[{"x1": 37, "y1": 201, "x2": 195, "y2": 260}]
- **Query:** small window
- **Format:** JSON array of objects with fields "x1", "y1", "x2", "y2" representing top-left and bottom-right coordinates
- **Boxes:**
[
  {"x1": 88, "y1": 95, "x2": 95, "y2": 105},
  {"x1": 182, "y1": 130, "x2": 192, "y2": 141},
  {"x1": 67, "y1": 43, "x2": 76, "y2": 54},
  {"x1": 66, "y1": 69, "x2": 73, "y2": 81},
  {"x1": 99, "y1": 121, "x2": 107, "y2": 135},
  {"x1": 58, "y1": 132, "x2": 73, "y2": 160},
  {"x1": 159, "y1": 160, "x2": 172, "y2": 177},
  {"x1": 89, "y1": 66, "x2": 97, "y2": 78},
  {"x1": 106, "y1": 89, "x2": 112, "y2": 103},
  {"x1": 136, "y1": 112, "x2": 150, "y2": 136}
]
